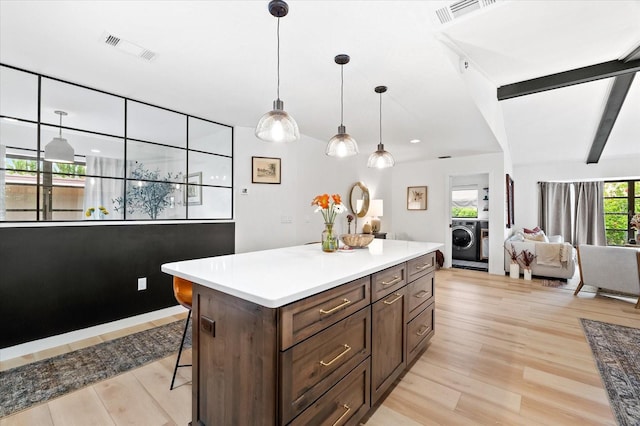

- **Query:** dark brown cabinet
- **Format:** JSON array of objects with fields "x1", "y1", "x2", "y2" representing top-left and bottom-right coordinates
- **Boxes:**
[
  {"x1": 371, "y1": 287, "x2": 407, "y2": 404},
  {"x1": 190, "y1": 254, "x2": 436, "y2": 425}
]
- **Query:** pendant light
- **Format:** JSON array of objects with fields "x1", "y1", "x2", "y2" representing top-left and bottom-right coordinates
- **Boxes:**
[
  {"x1": 255, "y1": 0, "x2": 299, "y2": 143},
  {"x1": 44, "y1": 110, "x2": 74, "y2": 163},
  {"x1": 367, "y1": 86, "x2": 395, "y2": 169},
  {"x1": 326, "y1": 54, "x2": 358, "y2": 157}
]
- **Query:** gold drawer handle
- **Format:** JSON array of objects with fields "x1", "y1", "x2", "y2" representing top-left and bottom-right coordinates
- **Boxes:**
[
  {"x1": 319, "y1": 298, "x2": 351, "y2": 315},
  {"x1": 415, "y1": 263, "x2": 432, "y2": 270},
  {"x1": 381, "y1": 275, "x2": 401, "y2": 287},
  {"x1": 414, "y1": 290, "x2": 430, "y2": 299},
  {"x1": 383, "y1": 293, "x2": 402, "y2": 305},
  {"x1": 320, "y1": 344, "x2": 351, "y2": 367},
  {"x1": 417, "y1": 325, "x2": 430, "y2": 336},
  {"x1": 331, "y1": 404, "x2": 351, "y2": 426}
]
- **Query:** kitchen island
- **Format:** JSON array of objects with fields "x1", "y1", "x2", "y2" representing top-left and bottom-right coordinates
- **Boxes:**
[{"x1": 162, "y1": 239, "x2": 442, "y2": 426}]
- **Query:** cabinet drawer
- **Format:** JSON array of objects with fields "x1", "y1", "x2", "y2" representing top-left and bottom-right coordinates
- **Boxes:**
[
  {"x1": 407, "y1": 252, "x2": 436, "y2": 282},
  {"x1": 407, "y1": 271, "x2": 434, "y2": 320},
  {"x1": 407, "y1": 302, "x2": 434, "y2": 365},
  {"x1": 280, "y1": 276, "x2": 370, "y2": 350},
  {"x1": 371, "y1": 264, "x2": 406, "y2": 302},
  {"x1": 280, "y1": 307, "x2": 371, "y2": 424},
  {"x1": 289, "y1": 359, "x2": 370, "y2": 426}
]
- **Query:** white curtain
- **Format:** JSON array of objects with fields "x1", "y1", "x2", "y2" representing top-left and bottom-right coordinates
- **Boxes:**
[
  {"x1": 0, "y1": 144, "x2": 5, "y2": 221},
  {"x1": 538, "y1": 182, "x2": 573, "y2": 243},
  {"x1": 574, "y1": 181, "x2": 606, "y2": 246},
  {"x1": 83, "y1": 156, "x2": 125, "y2": 220}
]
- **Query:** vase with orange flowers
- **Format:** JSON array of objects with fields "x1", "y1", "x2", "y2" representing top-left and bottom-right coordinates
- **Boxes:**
[{"x1": 311, "y1": 193, "x2": 346, "y2": 252}]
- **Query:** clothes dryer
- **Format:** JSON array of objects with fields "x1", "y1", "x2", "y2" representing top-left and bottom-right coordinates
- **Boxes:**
[{"x1": 452, "y1": 220, "x2": 479, "y2": 261}]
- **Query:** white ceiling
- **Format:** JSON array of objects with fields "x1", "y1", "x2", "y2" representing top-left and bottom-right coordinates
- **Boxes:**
[{"x1": 1, "y1": 0, "x2": 639, "y2": 166}]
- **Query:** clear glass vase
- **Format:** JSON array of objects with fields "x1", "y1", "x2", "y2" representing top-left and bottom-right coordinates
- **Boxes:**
[{"x1": 322, "y1": 223, "x2": 338, "y2": 252}]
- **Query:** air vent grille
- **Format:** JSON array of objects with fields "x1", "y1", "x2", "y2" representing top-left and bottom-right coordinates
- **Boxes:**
[
  {"x1": 103, "y1": 32, "x2": 156, "y2": 62},
  {"x1": 435, "y1": 0, "x2": 499, "y2": 24},
  {"x1": 105, "y1": 35, "x2": 120, "y2": 46}
]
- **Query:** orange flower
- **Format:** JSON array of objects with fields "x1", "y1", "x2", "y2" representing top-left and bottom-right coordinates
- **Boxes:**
[{"x1": 332, "y1": 194, "x2": 341, "y2": 204}]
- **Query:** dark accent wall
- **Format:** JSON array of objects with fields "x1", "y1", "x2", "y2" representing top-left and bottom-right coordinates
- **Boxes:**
[{"x1": 0, "y1": 222, "x2": 235, "y2": 348}]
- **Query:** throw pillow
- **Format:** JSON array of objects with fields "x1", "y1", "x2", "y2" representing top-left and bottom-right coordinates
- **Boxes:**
[
  {"x1": 523, "y1": 230, "x2": 548, "y2": 242},
  {"x1": 523, "y1": 226, "x2": 541, "y2": 234}
]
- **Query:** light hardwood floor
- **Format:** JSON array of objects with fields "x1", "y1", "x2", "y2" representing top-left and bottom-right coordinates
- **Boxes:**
[{"x1": 2, "y1": 268, "x2": 639, "y2": 425}]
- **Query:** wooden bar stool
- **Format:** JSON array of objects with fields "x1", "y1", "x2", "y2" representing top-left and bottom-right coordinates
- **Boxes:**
[{"x1": 170, "y1": 276, "x2": 193, "y2": 390}]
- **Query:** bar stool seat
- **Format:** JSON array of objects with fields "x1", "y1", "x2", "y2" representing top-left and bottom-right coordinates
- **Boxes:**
[{"x1": 170, "y1": 276, "x2": 193, "y2": 390}]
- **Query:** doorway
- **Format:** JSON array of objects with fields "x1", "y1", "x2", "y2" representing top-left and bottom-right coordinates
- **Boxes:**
[{"x1": 450, "y1": 174, "x2": 489, "y2": 272}]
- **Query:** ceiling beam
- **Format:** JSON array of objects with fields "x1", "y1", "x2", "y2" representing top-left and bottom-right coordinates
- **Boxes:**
[
  {"x1": 497, "y1": 59, "x2": 640, "y2": 101},
  {"x1": 586, "y1": 72, "x2": 636, "y2": 164}
]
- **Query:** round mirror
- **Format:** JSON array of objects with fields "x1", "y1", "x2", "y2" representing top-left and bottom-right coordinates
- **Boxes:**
[{"x1": 349, "y1": 182, "x2": 370, "y2": 218}]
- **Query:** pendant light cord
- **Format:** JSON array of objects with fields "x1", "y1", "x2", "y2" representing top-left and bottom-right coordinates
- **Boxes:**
[
  {"x1": 379, "y1": 92, "x2": 383, "y2": 144},
  {"x1": 276, "y1": 17, "x2": 281, "y2": 100},
  {"x1": 58, "y1": 112, "x2": 63, "y2": 137},
  {"x1": 340, "y1": 64, "x2": 344, "y2": 126}
]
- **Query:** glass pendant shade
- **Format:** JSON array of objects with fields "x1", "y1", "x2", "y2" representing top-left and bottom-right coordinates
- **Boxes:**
[
  {"x1": 255, "y1": 99, "x2": 299, "y2": 143},
  {"x1": 44, "y1": 137, "x2": 74, "y2": 163},
  {"x1": 326, "y1": 125, "x2": 358, "y2": 157},
  {"x1": 367, "y1": 143, "x2": 395, "y2": 169}
]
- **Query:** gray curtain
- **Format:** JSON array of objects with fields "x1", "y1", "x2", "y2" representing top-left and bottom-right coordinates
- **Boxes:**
[
  {"x1": 0, "y1": 144, "x2": 5, "y2": 221},
  {"x1": 574, "y1": 181, "x2": 606, "y2": 246},
  {"x1": 83, "y1": 155, "x2": 125, "y2": 220},
  {"x1": 538, "y1": 182, "x2": 573, "y2": 243}
]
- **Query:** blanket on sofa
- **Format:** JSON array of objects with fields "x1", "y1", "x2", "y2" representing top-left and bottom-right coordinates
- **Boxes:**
[{"x1": 535, "y1": 242, "x2": 571, "y2": 267}]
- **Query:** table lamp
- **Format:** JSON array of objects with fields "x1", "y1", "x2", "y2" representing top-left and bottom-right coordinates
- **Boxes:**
[{"x1": 369, "y1": 199, "x2": 383, "y2": 233}]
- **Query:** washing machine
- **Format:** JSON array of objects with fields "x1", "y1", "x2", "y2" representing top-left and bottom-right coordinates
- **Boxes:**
[{"x1": 452, "y1": 220, "x2": 479, "y2": 261}]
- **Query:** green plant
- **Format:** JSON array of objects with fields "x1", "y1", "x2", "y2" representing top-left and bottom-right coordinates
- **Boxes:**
[{"x1": 113, "y1": 162, "x2": 182, "y2": 220}]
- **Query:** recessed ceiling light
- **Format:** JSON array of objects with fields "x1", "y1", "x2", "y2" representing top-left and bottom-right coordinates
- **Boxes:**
[
  {"x1": 91, "y1": 149, "x2": 101, "y2": 153},
  {"x1": 410, "y1": 139, "x2": 420, "y2": 144}
]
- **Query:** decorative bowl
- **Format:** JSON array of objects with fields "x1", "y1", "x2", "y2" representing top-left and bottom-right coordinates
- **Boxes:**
[{"x1": 340, "y1": 233, "x2": 375, "y2": 248}]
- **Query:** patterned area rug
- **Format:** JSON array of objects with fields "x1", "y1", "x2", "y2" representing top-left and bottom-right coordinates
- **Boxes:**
[
  {"x1": 580, "y1": 319, "x2": 640, "y2": 426},
  {"x1": 0, "y1": 318, "x2": 191, "y2": 418}
]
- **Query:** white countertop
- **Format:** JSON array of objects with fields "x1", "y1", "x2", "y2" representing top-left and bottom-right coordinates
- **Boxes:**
[{"x1": 161, "y1": 239, "x2": 442, "y2": 308}]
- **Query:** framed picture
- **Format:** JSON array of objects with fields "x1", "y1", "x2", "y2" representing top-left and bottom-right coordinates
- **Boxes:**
[
  {"x1": 506, "y1": 173, "x2": 515, "y2": 228},
  {"x1": 186, "y1": 172, "x2": 203, "y2": 206},
  {"x1": 252, "y1": 156, "x2": 281, "y2": 184},
  {"x1": 407, "y1": 186, "x2": 427, "y2": 210}
]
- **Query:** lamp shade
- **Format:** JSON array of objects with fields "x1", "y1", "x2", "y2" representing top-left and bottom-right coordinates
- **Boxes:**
[
  {"x1": 326, "y1": 125, "x2": 358, "y2": 157},
  {"x1": 367, "y1": 143, "x2": 395, "y2": 169},
  {"x1": 255, "y1": 99, "x2": 300, "y2": 143},
  {"x1": 44, "y1": 137, "x2": 74, "y2": 163},
  {"x1": 369, "y1": 199, "x2": 383, "y2": 217}
]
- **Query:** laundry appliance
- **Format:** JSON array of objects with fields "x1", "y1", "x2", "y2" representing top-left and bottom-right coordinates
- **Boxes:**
[{"x1": 452, "y1": 220, "x2": 479, "y2": 261}]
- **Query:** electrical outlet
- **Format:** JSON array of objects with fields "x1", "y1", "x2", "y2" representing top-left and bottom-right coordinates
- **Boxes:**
[{"x1": 137, "y1": 277, "x2": 147, "y2": 291}]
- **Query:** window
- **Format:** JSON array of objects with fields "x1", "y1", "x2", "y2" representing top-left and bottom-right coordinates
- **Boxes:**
[
  {"x1": 603, "y1": 180, "x2": 640, "y2": 245},
  {"x1": 0, "y1": 64, "x2": 233, "y2": 222},
  {"x1": 451, "y1": 189, "x2": 478, "y2": 218}
]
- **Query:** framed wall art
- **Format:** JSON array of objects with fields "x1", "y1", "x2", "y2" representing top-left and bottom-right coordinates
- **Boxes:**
[
  {"x1": 252, "y1": 156, "x2": 281, "y2": 184},
  {"x1": 506, "y1": 173, "x2": 515, "y2": 228},
  {"x1": 407, "y1": 186, "x2": 427, "y2": 210},
  {"x1": 186, "y1": 172, "x2": 203, "y2": 205}
]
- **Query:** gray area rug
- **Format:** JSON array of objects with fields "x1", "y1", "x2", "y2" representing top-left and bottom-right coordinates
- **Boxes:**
[
  {"x1": 580, "y1": 318, "x2": 640, "y2": 426},
  {"x1": 0, "y1": 318, "x2": 191, "y2": 418}
]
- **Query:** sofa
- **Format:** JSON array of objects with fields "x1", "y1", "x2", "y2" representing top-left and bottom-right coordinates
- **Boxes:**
[{"x1": 504, "y1": 230, "x2": 577, "y2": 279}]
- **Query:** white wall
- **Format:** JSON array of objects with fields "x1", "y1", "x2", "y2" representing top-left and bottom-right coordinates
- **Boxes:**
[
  {"x1": 390, "y1": 152, "x2": 507, "y2": 275},
  {"x1": 513, "y1": 155, "x2": 640, "y2": 230},
  {"x1": 233, "y1": 126, "x2": 393, "y2": 253}
]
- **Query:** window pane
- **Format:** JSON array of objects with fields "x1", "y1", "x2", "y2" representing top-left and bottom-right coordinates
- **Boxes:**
[
  {"x1": 4, "y1": 183, "x2": 37, "y2": 221},
  {"x1": 603, "y1": 198, "x2": 627, "y2": 213},
  {"x1": 603, "y1": 182, "x2": 628, "y2": 197},
  {"x1": 41, "y1": 78, "x2": 124, "y2": 136},
  {"x1": 127, "y1": 101, "x2": 186, "y2": 147},
  {"x1": 1, "y1": 119, "x2": 37, "y2": 157},
  {"x1": 606, "y1": 230, "x2": 627, "y2": 246},
  {"x1": 604, "y1": 213, "x2": 627, "y2": 230},
  {"x1": 83, "y1": 177, "x2": 124, "y2": 220},
  {"x1": 188, "y1": 186, "x2": 232, "y2": 219},
  {"x1": 189, "y1": 152, "x2": 232, "y2": 188},
  {"x1": 0, "y1": 66, "x2": 38, "y2": 121},
  {"x1": 127, "y1": 141, "x2": 185, "y2": 183},
  {"x1": 452, "y1": 189, "x2": 478, "y2": 218},
  {"x1": 189, "y1": 117, "x2": 232, "y2": 156},
  {"x1": 117, "y1": 179, "x2": 185, "y2": 220}
]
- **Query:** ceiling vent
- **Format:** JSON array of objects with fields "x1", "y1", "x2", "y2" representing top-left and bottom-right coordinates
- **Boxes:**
[
  {"x1": 435, "y1": 0, "x2": 497, "y2": 24},
  {"x1": 102, "y1": 32, "x2": 156, "y2": 61}
]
